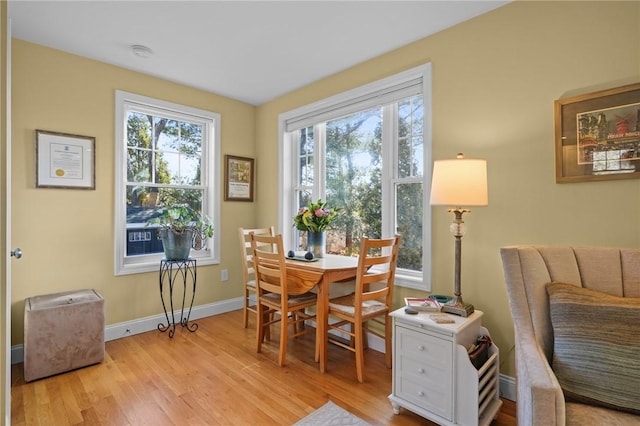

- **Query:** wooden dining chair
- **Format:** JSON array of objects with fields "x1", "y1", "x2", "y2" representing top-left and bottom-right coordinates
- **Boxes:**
[
  {"x1": 250, "y1": 232, "x2": 321, "y2": 367},
  {"x1": 238, "y1": 226, "x2": 275, "y2": 332},
  {"x1": 327, "y1": 235, "x2": 401, "y2": 383}
]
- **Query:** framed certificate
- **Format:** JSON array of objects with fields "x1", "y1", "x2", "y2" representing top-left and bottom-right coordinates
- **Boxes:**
[
  {"x1": 224, "y1": 155, "x2": 254, "y2": 201},
  {"x1": 36, "y1": 130, "x2": 95, "y2": 189}
]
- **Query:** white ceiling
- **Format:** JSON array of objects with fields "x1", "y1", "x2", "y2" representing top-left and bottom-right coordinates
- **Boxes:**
[{"x1": 8, "y1": 1, "x2": 509, "y2": 105}]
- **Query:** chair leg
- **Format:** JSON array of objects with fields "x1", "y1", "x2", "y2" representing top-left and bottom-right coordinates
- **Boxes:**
[
  {"x1": 354, "y1": 319, "x2": 365, "y2": 383},
  {"x1": 362, "y1": 321, "x2": 369, "y2": 349},
  {"x1": 265, "y1": 311, "x2": 271, "y2": 341},
  {"x1": 246, "y1": 290, "x2": 271, "y2": 341},
  {"x1": 384, "y1": 315, "x2": 392, "y2": 368},
  {"x1": 256, "y1": 303, "x2": 265, "y2": 353},
  {"x1": 278, "y1": 309, "x2": 288, "y2": 367},
  {"x1": 314, "y1": 320, "x2": 320, "y2": 363},
  {"x1": 290, "y1": 311, "x2": 305, "y2": 333},
  {"x1": 243, "y1": 288, "x2": 250, "y2": 328},
  {"x1": 350, "y1": 323, "x2": 356, "y2": 347},
  {"x1": 315, "y1": 314, "x2": 322, "y2": 362}
]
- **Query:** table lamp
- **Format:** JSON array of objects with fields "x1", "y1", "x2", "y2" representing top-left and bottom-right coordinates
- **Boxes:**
[{"x1": 429, "y1": 153, "x2": 488, "y2": 317}]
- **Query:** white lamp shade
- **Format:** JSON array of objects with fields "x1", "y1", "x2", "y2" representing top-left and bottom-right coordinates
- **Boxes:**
[{"x1": 429, "y1": 156, "x2": 488, "y2": 206}]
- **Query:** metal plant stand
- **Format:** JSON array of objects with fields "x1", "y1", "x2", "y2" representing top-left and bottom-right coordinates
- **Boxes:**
[{"x1": 158, "y1": 258, "x2": 198, "y2": 338}]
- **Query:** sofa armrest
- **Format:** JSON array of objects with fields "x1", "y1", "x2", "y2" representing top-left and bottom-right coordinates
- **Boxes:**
[
  {"x1": 514, "y1": 328, "x2": 565, "y2": 426},
  {"x1": 501, "y1": 246, "x2": 565, "y2": 425}
]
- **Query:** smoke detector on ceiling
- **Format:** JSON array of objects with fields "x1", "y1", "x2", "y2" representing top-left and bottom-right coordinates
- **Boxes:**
[{"x1": 131, "y1": 45, "x2": 153, "y2": 59}]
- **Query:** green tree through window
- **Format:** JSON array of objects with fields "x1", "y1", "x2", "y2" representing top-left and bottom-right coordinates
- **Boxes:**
[{"x1": 294, "y1": 94, "x2": 424, "y2": 274}]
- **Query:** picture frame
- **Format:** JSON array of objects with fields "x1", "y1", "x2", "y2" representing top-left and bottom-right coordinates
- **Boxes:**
[
  {"x1": 554, "y1": 82, "x2": 640, "y2": 183},
  {"x1": 224, "y1": 155, "x2": 254, "y2": 201},
  {"x1": 36, "y1": 129, "x2": 95, "y2": 189}
]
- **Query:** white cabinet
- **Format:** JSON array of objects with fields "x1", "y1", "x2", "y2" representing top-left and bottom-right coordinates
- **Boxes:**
[{"x1": 388, "y1": 309, "x2": 502, "y2": 426}]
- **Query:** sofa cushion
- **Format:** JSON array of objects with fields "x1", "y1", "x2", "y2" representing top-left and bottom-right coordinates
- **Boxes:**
[{"x1": 547, "y1": 282, "x2": 640, "y2": 415}]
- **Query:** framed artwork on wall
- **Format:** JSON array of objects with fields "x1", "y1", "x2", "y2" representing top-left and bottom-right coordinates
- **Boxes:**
[
  {"x1": 36, "y1": 129, "x2": 96, "y2": 189},
  {"x1": 554, "y1": 82, "x2": 640, "y2": 183},
  {"x1": 224, "y1": 155, "x2": 254, "y2": 201}
]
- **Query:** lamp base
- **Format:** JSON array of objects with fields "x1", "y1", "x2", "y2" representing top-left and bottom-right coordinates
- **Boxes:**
[{"x1": 442, "y1": 302, "x2": 475, "y2": 317}]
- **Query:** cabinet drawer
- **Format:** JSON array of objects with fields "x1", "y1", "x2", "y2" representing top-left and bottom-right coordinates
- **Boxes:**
[
  {"x1": 396, "y1": 374, "x2": 453, "y2": 420},
  {"x1": 397, "y1": 354, "x2": 449, "y2": 388},
  {"x1": 395, "y1": 325, "x2": 452, "y2": 370},
  {"x1": 394, "y1": 316, "x2": 455, "y2": 338}
]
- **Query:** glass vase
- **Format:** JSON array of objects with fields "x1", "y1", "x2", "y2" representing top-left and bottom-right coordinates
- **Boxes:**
[{"x1": 307, "y1": 231, "x2": 326, "y2": 258}]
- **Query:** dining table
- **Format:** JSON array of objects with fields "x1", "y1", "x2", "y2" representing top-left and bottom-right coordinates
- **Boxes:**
[{"x1": 285, "y1": 254, "x2": 359, "y2": 373}]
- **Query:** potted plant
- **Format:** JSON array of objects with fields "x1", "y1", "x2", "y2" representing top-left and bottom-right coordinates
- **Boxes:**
[{"x1": 146, "y1": 205, "x2": 214, "y2": 260}]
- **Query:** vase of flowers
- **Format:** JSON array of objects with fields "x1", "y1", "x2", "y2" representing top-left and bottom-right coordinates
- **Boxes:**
[{"x1": 293, "y1": 199, "x2": 340, "y2": 258}]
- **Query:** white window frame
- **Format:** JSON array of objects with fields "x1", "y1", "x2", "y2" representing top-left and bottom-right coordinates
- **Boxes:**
[
  {"x1": 114, "y1": 90, "x2": 221, "y2": 275},
  {"x1": 278, "y1": 64, "x2": 432, "y2": 291}
]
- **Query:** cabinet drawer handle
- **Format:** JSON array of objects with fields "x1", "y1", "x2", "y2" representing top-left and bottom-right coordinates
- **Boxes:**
[
  {"x1": 418, "y1": 345, "x2": 425, "y2": 351},
  {"x1": 418, "y1": 391, "x2": 425, "y2": 397},
  {"x1": 417, "y1": 368, "x2": 425, "y2": 374}
]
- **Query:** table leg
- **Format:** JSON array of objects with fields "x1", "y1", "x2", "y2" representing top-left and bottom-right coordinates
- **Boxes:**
[{"x1": 318, "y1": 276, "x2": 329, "y2": 373}]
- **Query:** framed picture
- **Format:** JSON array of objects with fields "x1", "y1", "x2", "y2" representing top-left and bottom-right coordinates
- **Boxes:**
[
  {"x1": 554, "y1": 82, "x2": 640, "y2": 183},
  {"x1": 224, "y1": 155, "x2": 254, "y2": 201},
  {"x1": 36, "y1": 130, "x2": 95, "y2": 189}
]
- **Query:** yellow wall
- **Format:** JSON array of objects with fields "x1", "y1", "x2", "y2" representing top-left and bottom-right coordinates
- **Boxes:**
[
  {"x1": 256, "y1": 1, "x2": 640, "y2": 376},
  {"x1": 10, "y1": 40, "x2": 257, "y2": 344}
]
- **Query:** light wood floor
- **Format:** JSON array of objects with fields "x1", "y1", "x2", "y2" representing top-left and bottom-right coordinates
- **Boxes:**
[{"x1": 11, "y1": 310, "x2": 515, "y2": 425}]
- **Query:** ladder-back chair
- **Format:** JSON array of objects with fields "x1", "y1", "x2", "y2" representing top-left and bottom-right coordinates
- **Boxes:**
[
  {"x1": 327, "y1": 235, "x2": 401, "y2": 382},
  {"x1": 250, "y1": 232, "x2": 321, "y2": 366},
  {"x1": 238, "y1": 226, "x2": 275, "y2": 331}
]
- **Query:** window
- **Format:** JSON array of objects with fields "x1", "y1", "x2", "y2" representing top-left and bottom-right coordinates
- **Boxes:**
[
  {"x1": 279, "y1": 64, "x2": 432, "y2": 290},
  {"x1": 115, "y1": 91, "x2": 220, "y2": 275}
]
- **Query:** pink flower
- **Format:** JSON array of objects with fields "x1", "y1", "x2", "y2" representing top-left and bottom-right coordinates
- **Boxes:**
[{"x1": 314, "y1": 208, "x2": 325, "y2": 217}]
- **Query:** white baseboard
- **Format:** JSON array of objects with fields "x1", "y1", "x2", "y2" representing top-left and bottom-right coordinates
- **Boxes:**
[
  {"x1": 499, "y1": 373, "x2": 516, "y2": 401},
  {"x1": 10, "y1": 297, "x2": 518, "y2": 403},
  {"x1": 11, "y1": 345, "x2": 22, "y2": 365}
]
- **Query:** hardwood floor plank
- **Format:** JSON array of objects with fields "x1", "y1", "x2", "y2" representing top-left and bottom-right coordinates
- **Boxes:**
[
  {"x1": 12, "y1": 310, "x2": 515, "y2": 425},
  {"x1": 78, "y1": 406, "x2": 101, "y2": 426},
  {"x1": 57, "y1": 374, "x2": 85, "y2": 424}
]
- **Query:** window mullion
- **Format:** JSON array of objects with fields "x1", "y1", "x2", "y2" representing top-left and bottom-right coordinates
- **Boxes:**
[
  {"x1": 314, "y1": 123, "x2": 326, "y2": 200},
  {"x1": 151, "y1": 118, "x2": 157, "y2": 185},
  {"x1": 381, "y1": 104, "x2": 396, "y2": 238}
]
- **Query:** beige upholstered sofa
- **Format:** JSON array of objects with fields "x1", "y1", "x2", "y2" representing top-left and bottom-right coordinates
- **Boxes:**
[{"x1": 500, "y1": 246, "x2": 640, "y2": 426}]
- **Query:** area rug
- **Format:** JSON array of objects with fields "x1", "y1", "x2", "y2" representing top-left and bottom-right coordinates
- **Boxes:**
[{"x1": 293, "y1": 401, "x2": 370, "y2": 426}]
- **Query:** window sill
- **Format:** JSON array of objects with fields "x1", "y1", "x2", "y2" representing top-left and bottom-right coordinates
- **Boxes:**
[
  {"x1": 116, "y1": 254, "x2": 219, "y2": 276},
  {"x1": 395, "y1": 273, "x2": 431, "y2": 291}
]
